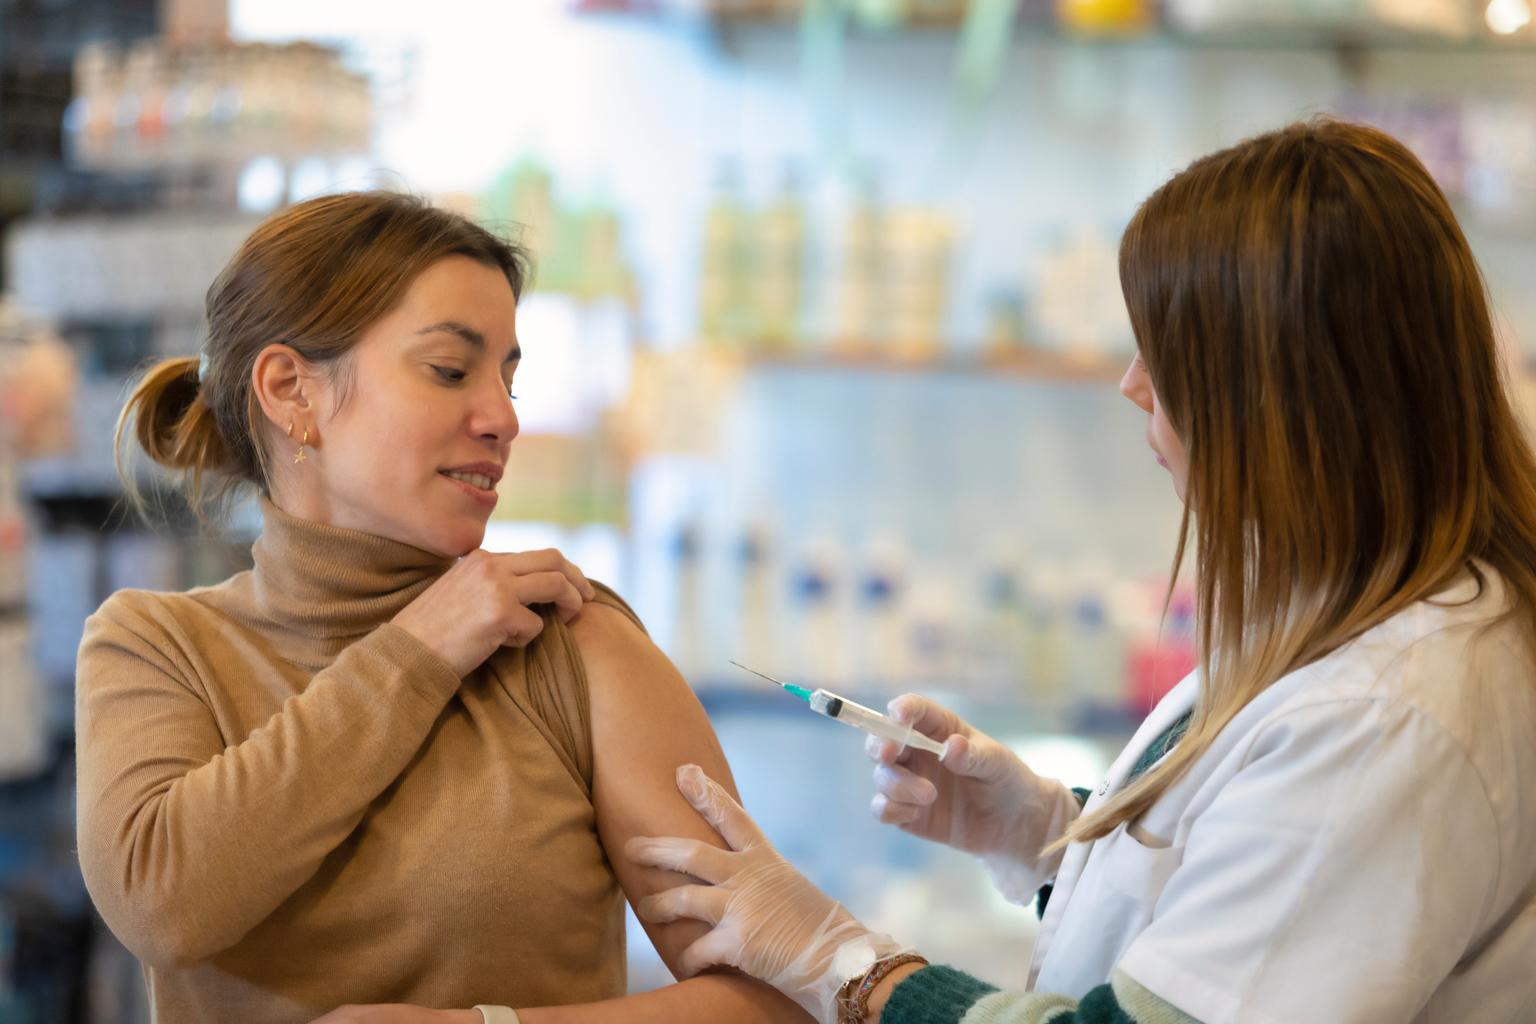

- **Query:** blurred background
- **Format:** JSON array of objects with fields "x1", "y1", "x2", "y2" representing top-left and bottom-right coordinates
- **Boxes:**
[{"x1": 2, "y1": 0, "x2": 1536, "y2": 1019}]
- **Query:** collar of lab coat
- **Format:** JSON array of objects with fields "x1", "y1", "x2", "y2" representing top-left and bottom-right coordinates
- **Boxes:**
[
  {"x1": 1087, "y1": 670, "x2": 1201, "y2": 809},
  {"x1": 1027, "y1": 670, "x2": 1200, "y2": 990}
]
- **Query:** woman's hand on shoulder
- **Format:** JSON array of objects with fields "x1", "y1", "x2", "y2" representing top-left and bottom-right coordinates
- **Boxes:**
[
  {"x1": 308, "y1": 1004, "x2": 482, "y2": 1024},
  {"x1": 391, "y1": 547, "x2": 597, "y2": 677}
]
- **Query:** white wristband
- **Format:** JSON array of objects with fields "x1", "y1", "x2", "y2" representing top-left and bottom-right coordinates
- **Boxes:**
[{"x1": 474, "y1": 1007, "x2": 521, "y2": 1024}]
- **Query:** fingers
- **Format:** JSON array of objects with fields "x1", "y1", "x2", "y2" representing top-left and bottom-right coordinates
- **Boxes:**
[
  {"x1": 939, "y1": 733, "x2": 1018, "y2": 783},
  {"x1": 635, "y1": 883, "x2": 730, "y2": 927},
  {"x1": 888, "y1": 693, "x2": 963, "y2": 736},
  {"x1": 497, "y1": 549, "x2": 597, "y2": 602},
  {"x1": 872, "y1": 763, "x2": 937, "y2": 806},
  {"x1": 625, "y1": 836, "x2": 736, "y2": 885},
  {"x1": 865, "y1": 731, "x2": 913, "y2": 767},
  {"x1": 510, "y1": 571, "x2": 586, "y2": 623},
  {"x1": 676, "y1": 765, "x2": 765, "y2": 853},
  {"x1": 499, "y1": 604, "x2": 546, "y2": 649},
  {"x1": 887, "y1": 694, "x2": 965, "y2": 746},
  {"x1": 938, "y1": 734, "x2": 977, "y2": 774},
  {"x1": 676, "y1": 927, "x2": 745, "y2": 979},
  {"x1": 870, "y1": 792, "x2": 921, "y2": 827}
]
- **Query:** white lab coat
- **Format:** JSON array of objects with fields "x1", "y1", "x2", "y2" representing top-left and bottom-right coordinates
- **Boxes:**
[{"x1": 1027, "y1": 563, "x2": 1536, "y2": 1022}]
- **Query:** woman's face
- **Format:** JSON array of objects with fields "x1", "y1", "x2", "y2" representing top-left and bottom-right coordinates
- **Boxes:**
[
  {"x1": 1120, "y1": 350, "x2": 1188, "y2": 503},
  {"x1": 293, "y1": 255, "x2": 521, "y2": 556}
]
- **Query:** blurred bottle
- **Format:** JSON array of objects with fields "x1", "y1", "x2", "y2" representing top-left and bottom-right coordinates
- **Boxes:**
[
  {"x1": 63, "y1": 44, "x2": 102, "y2": 167},
  {"x1": 129, "y1": 43, "x2": 169, "y2": 164},
  {"x1": 1032, "y1": 223, "x2": 1134, "y2": 361},
  {"x1": 1023, "y1": 564, "x2": 1069, "y2": 703},
  {"x1": 699, "y1": 160, "x2": 756, "y2": 346},
  {"x1": 887, "y1": 209, "x2": 953, "y2": 362},
  {"x1": 755, "y1": 164, "x2": 807, "y2": 351},
  {"x1": 785, "y1": 536, "x2": 852, "y2": 688},
  {"x1": 852, "y1": 0, "x2": 910, "y2": 29},
  {"x1": 180, "y1": 49, "x2": 218, "y2": 165},
  {"x1": 579, "y1": 183, "x2": 635, "y2": 305},
  {"x1": 208, "y1": 48, "x2": 243, "y2": 150},
  {"x1": 970, "y1": 542, "x2": 1030, "y2": 695},
  {"x1": 983, "y1": 286, "x2": 1029, "y2": 358},
  {"x1": 904, "y1": 576, "x2": 959, "y2": 686},
  {"x1": 1057, "y1": 0, "x2": 1152, "y2": 34},
  {"x1": 831, "y1": 167, "x2": 888, "y2": 353},
  {"x1": 1065, "y1": 557, "x2": 1123, "y2": 707},
  {"x1": 734, "y1": 519, "x2": 778, "y2": 674},
  {"x1": 854, "y1": 534, "x2": 910, "y2": 687},
  {"x1": 112, "y1": 44, "x2": 150, "y2": 169}
]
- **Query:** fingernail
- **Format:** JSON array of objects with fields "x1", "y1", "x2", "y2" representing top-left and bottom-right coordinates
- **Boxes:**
[{"x1": 676, "y1": 764, "x2": 705, "y2": 803}]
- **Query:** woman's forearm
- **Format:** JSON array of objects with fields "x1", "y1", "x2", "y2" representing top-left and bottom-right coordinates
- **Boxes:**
[{"x1": 515, "y1": 974, "x2": 810, "y2": 1024}]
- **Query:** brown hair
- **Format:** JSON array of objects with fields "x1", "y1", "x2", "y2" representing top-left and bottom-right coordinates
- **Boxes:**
[
  {"x1": 115, "y1": 191, "x2": 530, "y2": 521},
  {"x1": 1055, "y1": 117, "x2": 1536, "y2": 848}
]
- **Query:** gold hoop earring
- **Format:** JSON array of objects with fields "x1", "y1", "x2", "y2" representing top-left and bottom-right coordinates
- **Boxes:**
[
  {"x1": 286, "y1": 421, "x2": 295, "y2": 438},
  {"x1": 293, "y1": 427, "x2": 309, "y2": 464}
]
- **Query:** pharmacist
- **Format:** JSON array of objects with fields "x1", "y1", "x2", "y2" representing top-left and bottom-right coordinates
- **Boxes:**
[{"x1": 625, "y1": 119, "x2": 1536, "y2": 1023}]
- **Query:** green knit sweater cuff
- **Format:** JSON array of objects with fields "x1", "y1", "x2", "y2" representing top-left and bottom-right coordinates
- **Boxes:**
[{"x1": 881, "y1": 964, "x2": 1000, "y2": 1024}]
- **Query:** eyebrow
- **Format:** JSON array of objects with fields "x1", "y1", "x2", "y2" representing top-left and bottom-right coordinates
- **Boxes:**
[{"x1": 415, "y1": 320, "x2": 521, "y2": 363}]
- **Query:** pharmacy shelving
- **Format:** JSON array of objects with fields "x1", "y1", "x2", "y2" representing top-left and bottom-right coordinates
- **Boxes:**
[
  {"x1": 684, "y1": 0, "x2": 1536, "y2": 53},
  {"x1": 740, "y1": 347, "x2": 1128, "y2": 383}
]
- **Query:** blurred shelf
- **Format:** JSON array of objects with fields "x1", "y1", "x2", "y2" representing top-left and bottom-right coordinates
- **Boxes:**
[
  {"x1": 20, "y1": 456, "x2": 125, "y2": 502},
  {"x1": 590, "y1": 3, "x2": 1536, "y2": 54},
  {"x1": 701, "y1": 0, "x2": 972, "y2": 29},
  {"x1": 739, "y1": 347, "x2": 1127, "y2": 383}
]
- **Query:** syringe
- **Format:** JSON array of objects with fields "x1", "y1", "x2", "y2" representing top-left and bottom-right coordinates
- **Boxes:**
[{"x1": 729, "y1": 660, "x2": 946, "y2": 756}]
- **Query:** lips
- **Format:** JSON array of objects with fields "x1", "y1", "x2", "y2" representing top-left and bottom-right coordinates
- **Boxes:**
[
  {"x1": 440, "y1": 469, "x2": 496, "y2": 490},
  {"x1": 437, "y1": 461, "x2": 504, "y2": 488}
]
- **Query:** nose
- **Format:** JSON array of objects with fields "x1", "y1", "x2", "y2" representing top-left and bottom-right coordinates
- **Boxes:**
[
  {"x1": 1120, "y1": 355, "x2": 1153, "y2": 414},
  {"x1": 472, "y1": 379, "x2": 519, "y2": 444}
]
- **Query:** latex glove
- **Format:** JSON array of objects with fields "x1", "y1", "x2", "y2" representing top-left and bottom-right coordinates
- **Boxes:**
[
  {"x1": 627, "y1": 765, "x2": 913, "y2": 1024},
  {"x1": 867, "y1": 694, "x2": 1083, "y2": 903}
]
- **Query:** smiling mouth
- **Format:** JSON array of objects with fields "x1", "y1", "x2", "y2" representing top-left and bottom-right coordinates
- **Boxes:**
[{"x1": 439, "y1": 469, "x2": 496, "y2": 491}]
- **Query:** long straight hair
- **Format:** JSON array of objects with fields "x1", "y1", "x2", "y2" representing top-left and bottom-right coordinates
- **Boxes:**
[{"x1": 1056, "y1": 118, "x2": 1536, "y2": 847}]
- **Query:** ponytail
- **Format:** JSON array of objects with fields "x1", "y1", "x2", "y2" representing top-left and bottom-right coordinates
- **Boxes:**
[{"x1": 114, "y1": 355, "x2": 238, "y2": 522}]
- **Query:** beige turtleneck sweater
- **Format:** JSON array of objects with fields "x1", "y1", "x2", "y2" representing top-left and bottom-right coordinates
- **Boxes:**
[{"x1": 75, "y1": 500, "x2": 629, "y2": 1023}]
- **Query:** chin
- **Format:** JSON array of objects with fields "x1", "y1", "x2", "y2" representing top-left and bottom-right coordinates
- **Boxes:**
[{"x1": 417, "y1": 518, "x2": 489, "y2": 558}]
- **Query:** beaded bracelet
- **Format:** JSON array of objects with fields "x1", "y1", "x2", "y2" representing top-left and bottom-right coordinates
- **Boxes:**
[{"x1": 837, "y1": 952, "x2": 930, "y2": 1024}]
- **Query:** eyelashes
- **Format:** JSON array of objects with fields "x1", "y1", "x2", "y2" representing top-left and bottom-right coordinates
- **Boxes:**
[{"x1": 432, "y1": 365, "x2": 516, "y2": 399}]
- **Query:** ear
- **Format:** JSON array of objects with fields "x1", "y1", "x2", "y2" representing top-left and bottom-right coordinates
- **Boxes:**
[{"x1": 251, "y1": 343, "x2": 320, "y2": 435}]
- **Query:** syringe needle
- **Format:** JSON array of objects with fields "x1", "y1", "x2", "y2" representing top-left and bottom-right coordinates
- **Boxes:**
[
  {"x1": 728, "y1": 659, "x2": 790, "y2": 688},
  {"x1": 729, "y1": 660, "x2": 813, "y2": 701}
]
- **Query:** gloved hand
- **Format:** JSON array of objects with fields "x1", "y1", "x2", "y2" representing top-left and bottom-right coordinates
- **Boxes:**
[
  {"x1": 867, "y1": 694, "x2": 1083, "y2": 903},
  {"x1": 627, "y1": 765, "x2": 913, "y2": 1024}
]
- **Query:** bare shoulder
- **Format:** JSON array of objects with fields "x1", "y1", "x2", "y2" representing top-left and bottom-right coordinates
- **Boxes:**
[{"x1": 568, "y1": 586, "x2": 740, "y2": 975}]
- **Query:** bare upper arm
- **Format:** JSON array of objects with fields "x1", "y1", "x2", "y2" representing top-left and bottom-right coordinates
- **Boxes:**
[{"x1": 568, "y1": 601, "x2": 740, "y2": 980}]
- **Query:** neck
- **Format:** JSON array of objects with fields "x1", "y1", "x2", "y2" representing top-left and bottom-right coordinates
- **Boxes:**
[{"x1": 248, "y1": 496, "x2": 454, "y2": 641}]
